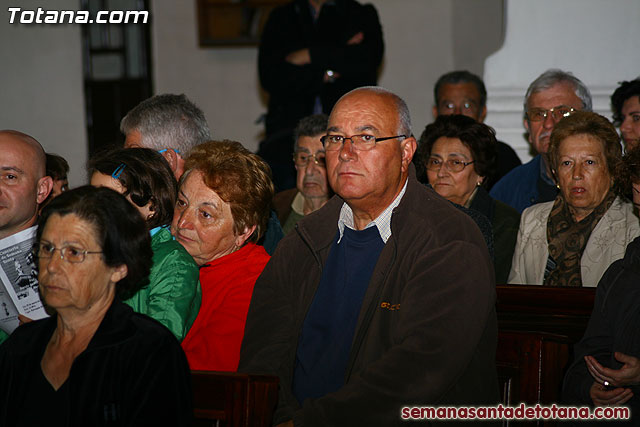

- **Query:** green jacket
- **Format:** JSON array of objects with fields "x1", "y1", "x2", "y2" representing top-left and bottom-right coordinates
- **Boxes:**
[{"x1": 124, "y1": 227, "x2": 201, "y2": 341}]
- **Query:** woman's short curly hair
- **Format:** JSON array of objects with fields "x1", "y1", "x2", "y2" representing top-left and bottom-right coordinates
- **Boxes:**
[
  {"x1": 37, "y1": 186, "x2": 153, "y2": 300},
  {"x1": 549, "y1": 111, "x2": 622, "y2": 179},
  {"x1": 414, "y1": 115, "x2": 497, "y2": 185},
  {"x1": 183, "y1": 140, "x2": 274, "y2": 243}
]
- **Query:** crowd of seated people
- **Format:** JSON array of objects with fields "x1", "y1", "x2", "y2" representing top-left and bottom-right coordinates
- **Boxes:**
[{"x1": 2, "y1": 68, "x2": 640, "y2": 423}]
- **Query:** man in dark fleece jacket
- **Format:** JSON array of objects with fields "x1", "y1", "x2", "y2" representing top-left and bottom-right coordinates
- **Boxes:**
[{"x1": 240, "y1": 87, "x2": 499, "y2": 426}]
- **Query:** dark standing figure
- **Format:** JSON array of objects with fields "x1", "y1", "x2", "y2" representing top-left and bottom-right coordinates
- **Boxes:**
[{"x1": 257, "y1": 0, "x2": 384, "y2": 190}]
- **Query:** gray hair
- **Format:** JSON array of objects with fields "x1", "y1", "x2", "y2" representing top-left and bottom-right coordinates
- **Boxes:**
[
  {"x1": 120, "y1": 94, "x2": 211, "y2": 154},
  {"x1": 293, "y1": 114, "x2": 328, "y2": 151},
  {"x1": 524, "y1": 69, "x2": 592, "y2": 115},
  {"x1": 341, "y1": 86, "x2": 413, "y2": 137}
]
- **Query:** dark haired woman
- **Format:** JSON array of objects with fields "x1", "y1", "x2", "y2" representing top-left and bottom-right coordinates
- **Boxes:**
[
  {"x1": 416, "y1": 114, "x2": 520, "y2": 283},
  {"x1": 89, "y1": 148, "x2": 200, "y2": 341},
  {"x1": 0, "y1": 186, "x2": 192, "y2": 425}
]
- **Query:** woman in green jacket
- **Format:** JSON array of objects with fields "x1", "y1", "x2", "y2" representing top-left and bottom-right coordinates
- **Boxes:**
[{"x1": 89, "y1": 147, "x2": 200, "y2": 340}]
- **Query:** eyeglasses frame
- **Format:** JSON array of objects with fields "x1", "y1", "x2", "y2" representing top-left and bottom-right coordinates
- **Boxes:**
[{"x1": 320, "y1": 134, "x2": 406, "y2": 152}]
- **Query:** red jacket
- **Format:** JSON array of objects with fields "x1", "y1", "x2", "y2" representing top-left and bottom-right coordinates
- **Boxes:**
[{"x1": 181, "y1": 243, "x2": 270, "y2": 371}]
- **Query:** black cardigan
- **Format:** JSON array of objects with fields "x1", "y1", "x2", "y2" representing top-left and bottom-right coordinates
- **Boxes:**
[{"x1": 0, "y1": 300, "x2": 193, "y2": 426}]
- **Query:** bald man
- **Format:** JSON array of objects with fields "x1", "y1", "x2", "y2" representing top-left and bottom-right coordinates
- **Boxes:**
[
  {"x1": 240, "y1": 87, "x2": 498, "y2": 426},
  {"x1": 0, "y1": 131, "x2": 52, "y2": 344},
  {"x1": 0, "y1": 130, "x2": 53, "y2": 240}
]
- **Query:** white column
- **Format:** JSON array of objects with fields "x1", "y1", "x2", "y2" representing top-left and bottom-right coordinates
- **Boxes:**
[{"x1": 484, "y1": 0, "x2": 640, "y2": 162}]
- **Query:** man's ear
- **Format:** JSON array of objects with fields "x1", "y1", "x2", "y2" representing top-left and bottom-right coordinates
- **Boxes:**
[
  {"x1": 523, "y1": 118, "x2": 532, "y2": 144},
  {"x1": 160, "y1": 149, "x2": 179, "y2": 174},
  {"x1": 401, "y1": 136, "x2": 417, "y2": 171},
  {"x1": 235, "y1": 224, "x2": 257, "y2": 248},
  {"x1": 432, "y1": 105, "x2": 439, "y2": 120},
  {"x1": 478, "y1": 105, "x2": 487, "y2": 123},
  {"x1": 36, "y1": 176, "x2": 53, "y2": 204}
]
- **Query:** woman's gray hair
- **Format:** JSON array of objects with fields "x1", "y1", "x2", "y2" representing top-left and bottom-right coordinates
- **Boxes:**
[
  {"x1": 120, "y1": 94, "x2": 211, "y2": 155},
  {"x1": 524, "y1": 69, "x2": 592, "y2": 114}
]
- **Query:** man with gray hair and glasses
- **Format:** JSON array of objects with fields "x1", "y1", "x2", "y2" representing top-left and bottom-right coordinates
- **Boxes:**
[
  {"x1": 240, "y1": 86, "x2": 498, "y2": 425},
  {"x1": 121, "y1": 93, "x2": 211, "y2": 179},
  {"x1": 490, "y1": 69, "x2": 592, "y2": 213}
]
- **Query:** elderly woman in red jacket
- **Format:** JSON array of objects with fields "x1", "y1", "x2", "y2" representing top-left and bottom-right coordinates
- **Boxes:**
[{"x1": 173, "y1": 140, "x2": 274, "y2": 371}]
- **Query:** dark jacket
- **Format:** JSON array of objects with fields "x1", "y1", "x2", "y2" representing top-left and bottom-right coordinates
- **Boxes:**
[
  {"x1": 273, "y1": 188, "x2": 299, "y2": 226},
  {"x1": 0, "y1": 300, "x2": 193, "y2": 426},
  {"x1": 485, "y1": 140, "x2": 522, "y2": 191},
  {"x1": 259, "y1": 0, "x2": 384, "y2": 137},
  {"x1": 469, "y1": 187, "x2": 520, "y2": 284},
  {"x1": 239, "y1": 169, "x2": 499, "y2": 426},
  {"x1": 490, "y1": 154, "x2": 558, "y2": 213},
  {"x1": 562, "y1": 236, "x2": 640, "y2": 424}
]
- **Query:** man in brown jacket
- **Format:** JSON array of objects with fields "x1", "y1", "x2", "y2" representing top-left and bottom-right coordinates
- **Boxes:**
[{"x1": 240, "y1": 87, "x2": 499, "y2": 426}]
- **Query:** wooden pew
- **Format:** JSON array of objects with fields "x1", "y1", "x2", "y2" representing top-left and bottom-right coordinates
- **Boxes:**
[
  {"x1": 189, "y1": 287, "x2": 594, "y2": 426},
  {"x1": 495, "y1": 285, "x2": 595, "y2": 415},
  {"x1": 191, "y1": 371, "x2": 279, "y2": 427}
]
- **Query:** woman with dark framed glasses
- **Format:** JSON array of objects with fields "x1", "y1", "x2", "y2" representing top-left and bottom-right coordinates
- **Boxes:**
[
  {"x1": 0, "y1": 186, "x2": 192, "y2": 425},
  {"x1": 415, "y1": 114, "x2": 520, "y2": 284}
]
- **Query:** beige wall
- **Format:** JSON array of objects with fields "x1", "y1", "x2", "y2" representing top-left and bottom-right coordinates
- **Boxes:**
[
  {"x1": 0, "y1": 0, "x2": 86, "y2": 186},
  {"x1": 152, "y1": 0, "x2": 504, "y2": 150},
  {"x1": 0, "y1": 0, "x2": 504, "y2": 183}
]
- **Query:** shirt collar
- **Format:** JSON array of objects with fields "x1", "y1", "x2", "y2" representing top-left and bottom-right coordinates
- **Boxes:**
[
  {"x1": 291, "y1": 191, "x2": 306, "y2": 216},
  {"x1": 150, "y1": 224, "x2": 169, "y2": 237},
  {"x1": 337, "y1": 178, "x2": 408, "y2": 244}
]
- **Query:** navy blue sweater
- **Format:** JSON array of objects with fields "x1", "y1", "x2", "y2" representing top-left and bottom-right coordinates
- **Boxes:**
[{"x1": 293, "y1": 226, "x2": 385, "y2": 403}]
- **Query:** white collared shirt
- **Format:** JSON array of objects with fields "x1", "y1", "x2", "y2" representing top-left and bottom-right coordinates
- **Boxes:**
[{"x1": 337, "y1": 178, "x2": 408, "y2": 244}]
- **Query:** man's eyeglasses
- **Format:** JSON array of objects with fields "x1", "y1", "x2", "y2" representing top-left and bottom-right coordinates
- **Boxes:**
[
  {"x1": 320, "y1": 134, "x2": 406, "y2": 152},
  {"x1": 293, "y1": 151, "x2": 326, "y2": 167},
  {"x1": 426, "y1": 157, "x2": 475, "y2": 173},
  {"x1": 35, "y1": 242, "x2": 103, "y2": 264},
  {"x1": 526, "y1": 105, "x2": 576, "y2": 122}
]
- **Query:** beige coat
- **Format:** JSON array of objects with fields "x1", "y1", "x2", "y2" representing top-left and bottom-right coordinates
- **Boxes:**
[{"x1": 508, "y1": 196, "x2": 640, "y2": 287}]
